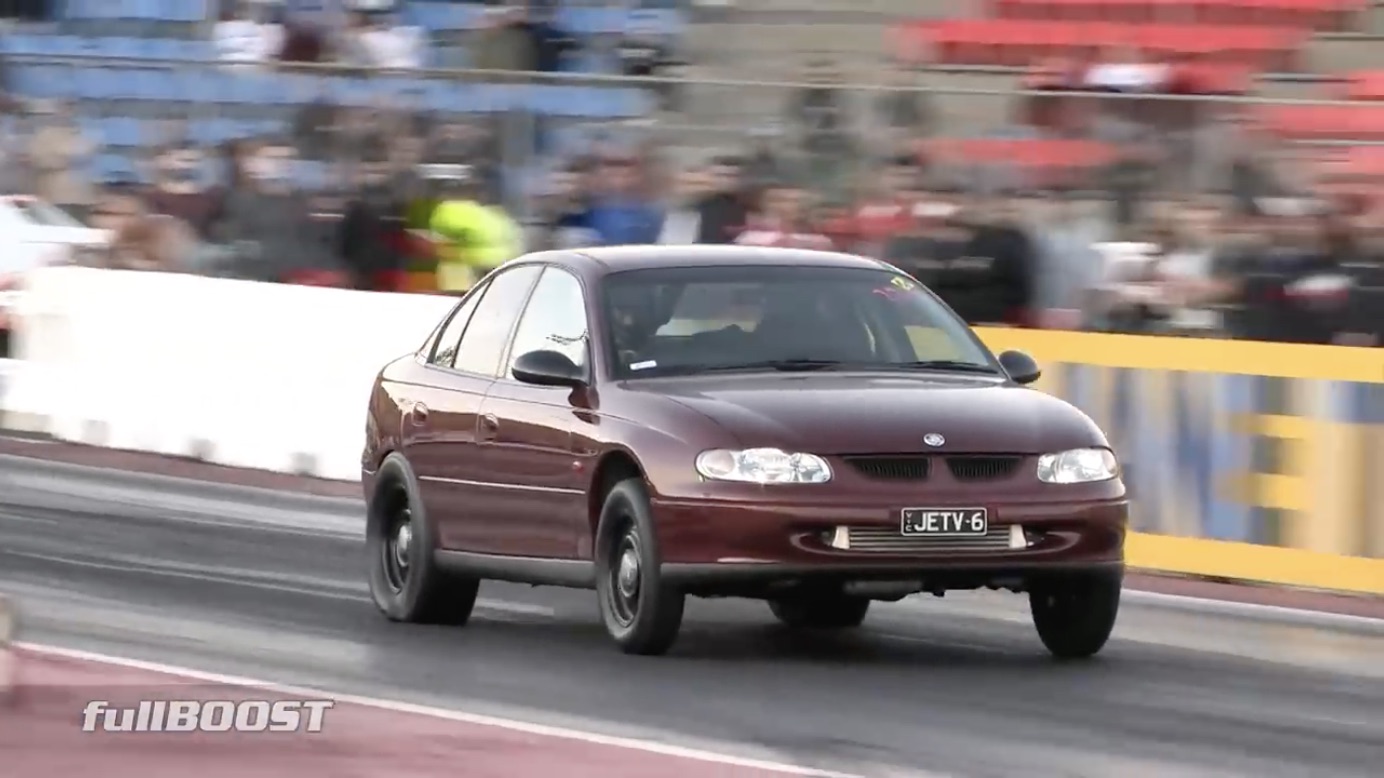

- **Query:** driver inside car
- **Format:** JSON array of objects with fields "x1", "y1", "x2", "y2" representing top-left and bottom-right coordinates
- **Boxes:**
[{"x1": 751, "y1": 288, "x2": 874, "y2": 362}]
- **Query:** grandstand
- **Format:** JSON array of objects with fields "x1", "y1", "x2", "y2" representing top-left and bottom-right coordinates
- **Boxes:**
[{"x1": 2, "y1": 0, "x2": 1383, "y2": 192}]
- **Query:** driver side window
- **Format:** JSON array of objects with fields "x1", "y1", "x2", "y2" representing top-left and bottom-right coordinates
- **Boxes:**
[{"x1": 507, "y1": 267, "x2": 588, "y2": 377}]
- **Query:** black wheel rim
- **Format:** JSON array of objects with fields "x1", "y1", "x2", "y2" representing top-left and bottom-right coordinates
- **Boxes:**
[
  {"x1": 381, "y1": 498, "x2": 413, "y2": 593},
  {"x1": 606, "y1": 522, "x2": 642, "y2": 628}
]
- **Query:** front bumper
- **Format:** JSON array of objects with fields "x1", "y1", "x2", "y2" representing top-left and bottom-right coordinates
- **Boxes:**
[{"x1": 651, "y1": 496, "x2": 1128, "y2": 583}]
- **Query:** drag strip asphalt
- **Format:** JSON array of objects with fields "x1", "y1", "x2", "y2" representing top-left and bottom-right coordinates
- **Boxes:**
[{"x1": 1, "y1": 454, "x2": 1381, "y2": 777}]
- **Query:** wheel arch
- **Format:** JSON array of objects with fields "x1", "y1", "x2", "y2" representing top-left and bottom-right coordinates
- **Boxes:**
[
  {"x1": 366, "y1": 451, "x2": 416, "y2": 536},
  {"x1": 586, "y1": 448, "x2": 648, "y2": 542}
]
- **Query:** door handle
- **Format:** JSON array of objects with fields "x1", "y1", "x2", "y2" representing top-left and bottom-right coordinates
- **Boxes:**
[
  {"x1": 479, "y1": 413, "x2": 499, "y2": 439},
  {"x1": 408, "y1": 402, "x2": 429, "y2": 424}
]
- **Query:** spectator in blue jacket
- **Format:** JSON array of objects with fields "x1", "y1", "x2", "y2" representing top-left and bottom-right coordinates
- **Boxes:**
[{"x1": 586, "y1": 154, "x2": 662, "y2": 246}]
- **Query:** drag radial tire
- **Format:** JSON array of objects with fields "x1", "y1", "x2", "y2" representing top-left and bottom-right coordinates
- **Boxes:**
[
  {"x1": 366, "y1": 452, "x2": 480, "y2": 626},
  {"x1": 1028, "y1": 570, "x2": 1122, "y2": 660},
  {"x1": 595, "y1": 478, "x2": 685, "y2": 655},
  {"x1": 769, "y1": 591, "x2": 871, "y2": 629}
]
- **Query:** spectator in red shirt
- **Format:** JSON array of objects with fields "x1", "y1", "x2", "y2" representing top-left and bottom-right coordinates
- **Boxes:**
[
  {"x1": 735, "y1": 179, "x2": 834, "y2": 250},
  {"x1": 853, "y1": 155, "x2": 926, "y2": 256}
]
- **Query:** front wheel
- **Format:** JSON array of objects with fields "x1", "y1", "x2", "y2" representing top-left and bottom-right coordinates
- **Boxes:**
[
  {"x1": 769, "y1": 592, "x2": 871, "y2": 630},
  {"x1": 1029, "y1": 571, "x2": 1121, "y2": 660},
  {"x1": 595, "y1": 478, "x2": 685, "y2": 655}
]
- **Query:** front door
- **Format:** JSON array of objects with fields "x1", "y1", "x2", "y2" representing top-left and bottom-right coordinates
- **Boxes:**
[{"x1": 472, "y1": 267, "x2": 593, "y2": 558}]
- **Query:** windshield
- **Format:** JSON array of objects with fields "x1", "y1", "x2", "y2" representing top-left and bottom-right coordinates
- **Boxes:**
[{"x1": 601, "y1": 265, "x2": 996, "y2": 380}]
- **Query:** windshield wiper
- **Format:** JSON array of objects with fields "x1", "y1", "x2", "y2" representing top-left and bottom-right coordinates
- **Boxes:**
[
  {"x1": 701, "y1": 359, "x2": 848, "y2": 373},
  {"x1": 633, "y1": 359, "x2": 999, "y2": 377},
  {"x1": 894, "y1": 360, "x2": 999, "y2": 374}
]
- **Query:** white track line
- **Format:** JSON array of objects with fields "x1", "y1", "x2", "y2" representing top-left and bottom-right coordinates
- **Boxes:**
[
  {"x1": 17, "y1": 641, "x2": 892, "y2": 778},
  {"x1": 1120, "y1": 590, "x2": 1384, "y2": 633},
  {"x1": 475, "y1": 598, "x2": 557, "y2": 617}
]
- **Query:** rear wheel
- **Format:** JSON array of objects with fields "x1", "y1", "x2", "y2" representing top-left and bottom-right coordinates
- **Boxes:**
[
  {"x1": 595, "y1": 478, "x2": 685, "y2": 655},
  {"x1": 1029, "y1": 571, "x2": 1121, "y2": 660},
  {"x1": 769, "y1": 591, "x2": 871, "y2": 630},
  {"x1": 366, "y1": 453, "x2": 479, "y2": 626}
]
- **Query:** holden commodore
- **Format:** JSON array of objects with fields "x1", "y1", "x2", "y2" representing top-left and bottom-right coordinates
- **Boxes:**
[{"x1": 361, "y1": 246, "x2": 1127, "y2": 657}]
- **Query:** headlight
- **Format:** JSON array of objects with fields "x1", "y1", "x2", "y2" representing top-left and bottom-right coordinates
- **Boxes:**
[
  {"x1": 1037, "y1": 448, "x2": 1118, "y2": 484},
  {"x1": 695, "y1": 448, "x2": 832, "y2": 484}
]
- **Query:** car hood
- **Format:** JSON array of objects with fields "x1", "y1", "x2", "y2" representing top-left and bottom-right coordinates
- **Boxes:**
[{"x1": 646, "y1": 372, "x2": 1106, "y2": 454}]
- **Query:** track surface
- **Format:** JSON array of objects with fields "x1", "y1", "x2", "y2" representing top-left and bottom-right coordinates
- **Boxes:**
[{"x1": 1, "y1": 454, "x2": 1381, "y2": 777}]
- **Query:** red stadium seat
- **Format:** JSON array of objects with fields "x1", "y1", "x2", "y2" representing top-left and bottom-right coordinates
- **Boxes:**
[
  {"x1": 1342, "y1": 71, "x2": 1384, "y2": 101},
  {"x1": 1316, "y1": 146, "x2": 1384, "y2": 179},
  {"x1": 1260, "y1": 105, "x2": 1384, "y2": 141},
  {"x1": 901, "y1": 20, "x2": 1306, "y2": 71},
  {"x1": 990, "y1": 0, "x2": 1363, "y2": 32}
]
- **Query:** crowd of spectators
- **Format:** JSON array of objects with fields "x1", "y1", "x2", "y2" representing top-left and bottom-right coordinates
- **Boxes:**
[
  {"x1": 207, "y1": 0, "x2": 680, "y2": 80},
  {"x1": 0, "y1": 1, "x2": 1379, "y2": 347}
]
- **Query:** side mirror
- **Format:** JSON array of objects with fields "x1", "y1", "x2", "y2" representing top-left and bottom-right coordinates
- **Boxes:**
[
  {"x1": 512, "y1": 349, "x2": 586, "y2": 388},
  {"x1": 998, "y1": 350, "x2": 1041, "y2": 385}
]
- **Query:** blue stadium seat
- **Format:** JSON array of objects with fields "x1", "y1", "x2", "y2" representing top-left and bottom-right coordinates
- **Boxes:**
[
  {"x1": 555, "y1": 7, "x2": 685, "y2": 36},
  {"x1": 153, "y1": 0, "x2": 210, "y2": 23},
  {"x1": 130, "y1": 0, "x2": 162, "y2": 20},
  {"x1": 409, "y1": 3, "x2": 484, "y2": 32},
  {"x1": 13, "y1": 64, "x2": 65, "y2": 98},
  {"x1": 173, "y1": 40, "x2": 216, "y2": 60},
  {"x1": 128, "y1": 69, "x2": 168, "y2": 101},
  {"x1": 106, "y1": 117, "x2": 144, "y2": 146},
  {"x1": 153, "y1": 69, "x2": 194, "y2": 102},
  {"x1": 92, "y1": 154, "x2": 139, "y2": 183},
  {"x1": 90, "y1": 37, "x2": 146, "y2": 59},
  {"x1": 22, "y1": 34, "x2": 91, "y2": 56},
  {"x1": 62, "y1": 0, "x2": 103, "y2": 20}
]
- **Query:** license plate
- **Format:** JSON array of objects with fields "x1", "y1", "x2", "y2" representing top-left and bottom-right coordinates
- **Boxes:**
[{"x1": 901, "y1": 507, "x2": 988, "y2": 536}]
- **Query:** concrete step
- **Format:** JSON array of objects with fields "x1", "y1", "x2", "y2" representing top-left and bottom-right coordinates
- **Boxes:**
[{"x1": 1306, "y1": 37, "x2": 1384, "y2": 74}]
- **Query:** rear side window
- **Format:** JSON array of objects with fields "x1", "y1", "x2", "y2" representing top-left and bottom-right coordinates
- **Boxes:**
[
  {"x1": 428, "y1": 284, "x2": 487, "y2": 368},
  {"x1": 453, "y1": 265, "x2": 542, "y2": 377}
]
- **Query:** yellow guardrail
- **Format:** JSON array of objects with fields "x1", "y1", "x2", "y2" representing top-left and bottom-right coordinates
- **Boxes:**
[{"x1": 975, "y1": 328, "x2": 1384, "y2": 596}]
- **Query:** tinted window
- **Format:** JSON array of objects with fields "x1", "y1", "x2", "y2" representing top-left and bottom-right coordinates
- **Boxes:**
[
  {"x1": 453, "y1": 266, "x2": 542, "y2": 376},
  {"x1": 507, "y1": 268, "x2": 588, "y2": 377},
  {"x1": 428, "y1": 283, "x2": 487, "y2": 367},
  {"x1": 602, "y1": 265, "x2": 993, "y2": 379}
]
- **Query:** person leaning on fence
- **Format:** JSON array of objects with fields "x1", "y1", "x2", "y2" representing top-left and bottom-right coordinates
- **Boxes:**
[{"x1": 427, "y1": 165, "x2": 522, "y2": 294}]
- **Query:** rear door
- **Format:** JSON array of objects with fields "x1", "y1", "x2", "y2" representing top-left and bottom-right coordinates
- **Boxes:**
[
  {"x1": 473, "y1": 267, "x2": 595, "y2": 558},
  {"x1": 401, "y1": 283, "x2": 492, "y2": 549}
]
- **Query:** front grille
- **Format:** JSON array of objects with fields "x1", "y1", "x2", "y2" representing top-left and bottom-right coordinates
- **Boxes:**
[
  {"x1": 843, "y1": 525, "x2": 1014, "y2": 554},
  {"x1": 843, "y1": 455, "x2": 930, "y2": 481},
  {"x1": 945, "y1": 456, "x2": 1022, "y2": 481}
]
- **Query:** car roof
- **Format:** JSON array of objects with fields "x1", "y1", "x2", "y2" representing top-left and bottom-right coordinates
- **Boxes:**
[{"x1": 557, "y1": 245, "x2": 892, "y2": 274}]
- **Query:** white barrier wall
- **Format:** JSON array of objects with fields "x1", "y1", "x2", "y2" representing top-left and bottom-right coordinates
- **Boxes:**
[{"x1": 5, "y1": 267, "x2": 457, "y2": 481}]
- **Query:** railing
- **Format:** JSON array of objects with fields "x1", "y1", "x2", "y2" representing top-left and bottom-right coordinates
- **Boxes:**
[{"x1": 8, "y1": 55, "x2": 1384, "y2": 196}]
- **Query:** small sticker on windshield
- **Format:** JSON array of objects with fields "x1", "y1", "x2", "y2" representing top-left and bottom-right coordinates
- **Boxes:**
[
  {"x1": 890, "y1": 276, "x2": 916, "y2": 290},
  {"x1": 630, "y1": 360, "x2": 658, "y2": 371}
]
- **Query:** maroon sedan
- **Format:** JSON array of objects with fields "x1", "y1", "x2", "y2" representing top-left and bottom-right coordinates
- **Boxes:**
[{"x1": 362, "y1": 246, "x2": 1127, "y2": 657}]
